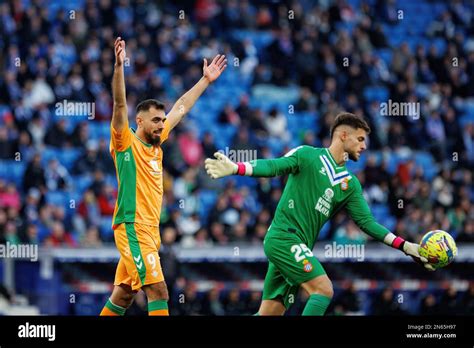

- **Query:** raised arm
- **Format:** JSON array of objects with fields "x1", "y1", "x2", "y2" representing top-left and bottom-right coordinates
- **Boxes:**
[
  {"x1": 112, "y1": 37, "x2": 128, "y2": 131},
  {"x1": 345, "y1": 180, "x2": 434, "y2": 270},
  {"x1": 205, "y1": 146, "x2": 304, "y2": 179},
  {"x1": 166, "y1": 54, "x2": 227, "y2": 131}
]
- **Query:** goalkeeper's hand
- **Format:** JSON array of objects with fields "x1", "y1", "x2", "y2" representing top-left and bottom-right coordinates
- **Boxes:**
[
  {"x1": 403, "y1": 241, "x2": 435, "y2": 271},
  {"x1": 205, "y1": 152, "x2": 238, "y2": 179}
]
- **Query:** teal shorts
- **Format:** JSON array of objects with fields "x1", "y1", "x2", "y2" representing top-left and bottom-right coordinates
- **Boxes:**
[{"x1": 262, "y1": 232, "x2": 326, "y2": 309}]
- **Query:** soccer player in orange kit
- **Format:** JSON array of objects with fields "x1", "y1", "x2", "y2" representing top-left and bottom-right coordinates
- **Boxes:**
[{"x1": 100, "y1": 37, "x2": 227, "y2": 316}]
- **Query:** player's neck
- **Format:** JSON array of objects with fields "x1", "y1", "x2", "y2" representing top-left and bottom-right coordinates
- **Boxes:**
[
  {"x1": 135, "y1": 127, "x2": 151, "y2": 145},
  {"x1": 327, "y1": 144, "x2": 346, "y2": 165}
]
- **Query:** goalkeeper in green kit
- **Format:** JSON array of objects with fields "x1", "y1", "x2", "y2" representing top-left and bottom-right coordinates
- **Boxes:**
[{"x1": 205, "y1": 112, "x2": 434, "y2": 316}]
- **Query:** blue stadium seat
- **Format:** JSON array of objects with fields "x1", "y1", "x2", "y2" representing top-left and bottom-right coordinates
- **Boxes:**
[
  {"x1": 99, "y1": 216, "x2": 114, "y2": 241},
  {"x1": 0, "y1": 160, "x2": 26, "y2": 186},
  {"x1": 198, "y1": 190, "x2": 218, "y2": 221},
  {"x1": 363, "y1": 86, "x2": 389, "y2": 102},
  {"x1": 46, "y1": 191, "x2": 68, "y2": 207},
  {"x1": 72, "y1": 175, "x2": 93, "y2": 194}
]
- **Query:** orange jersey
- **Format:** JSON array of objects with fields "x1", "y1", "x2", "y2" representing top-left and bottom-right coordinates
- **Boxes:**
[{"x1": 109, "y1": 120, "x2": 171, "y2": 227}]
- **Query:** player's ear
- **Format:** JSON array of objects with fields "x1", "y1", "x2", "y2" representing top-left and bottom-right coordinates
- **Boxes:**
[{"x1": 340, "y1": 130, "x2": 347, "y2": 141}]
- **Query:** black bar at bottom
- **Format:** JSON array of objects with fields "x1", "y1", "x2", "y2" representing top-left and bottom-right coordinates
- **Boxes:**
[{"x1": 0, "y1": 316, "x2": 472, "y2": 346}]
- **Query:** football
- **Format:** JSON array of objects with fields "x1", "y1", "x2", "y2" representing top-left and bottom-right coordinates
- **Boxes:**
[{"x1": 419, "y1": 230, "x2": 458, "y2": 269}]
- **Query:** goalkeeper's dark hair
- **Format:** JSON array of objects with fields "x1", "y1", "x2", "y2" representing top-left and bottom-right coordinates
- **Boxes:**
[
  {"x1": 136, "y1": 99, "x2": 165, "y2": 114},
  {"x1": 330, "y1": 112, "x2": 371, "y2": 139}
]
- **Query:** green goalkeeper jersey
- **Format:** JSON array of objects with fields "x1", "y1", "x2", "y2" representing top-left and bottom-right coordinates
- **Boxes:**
[{"x1": 250, "y1": 146, "x2": 389, "y2": 248}]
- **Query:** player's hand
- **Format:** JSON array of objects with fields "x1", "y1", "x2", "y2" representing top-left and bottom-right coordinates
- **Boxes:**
[
  {"x1": 403, "y1": 241, "x2": 435, "y2": 271},
  {"x1": 205, "y1": 152, "x2": 237, "y2": 179},
  {"x1": 114, "y1": 37, "x2": 126, "y2": 66},
  {"x1": 203, "y1": 54, "x2": 227, "y2": 83}
]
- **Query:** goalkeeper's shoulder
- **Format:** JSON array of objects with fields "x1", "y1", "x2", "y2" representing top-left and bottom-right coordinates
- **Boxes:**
[{"x1": 283, "y1": 145, "x2": 321, "y2": 158}]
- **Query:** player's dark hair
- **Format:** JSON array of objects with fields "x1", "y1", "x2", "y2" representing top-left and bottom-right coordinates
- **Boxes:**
[
  {"x1": 136, "y1": 99, "x2": 165, "y2": 114},
  {"x1": 330, "y1": 112, "x2": 371, "y2": 139}
]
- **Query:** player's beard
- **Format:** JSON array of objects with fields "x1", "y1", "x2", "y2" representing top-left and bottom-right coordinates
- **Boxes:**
[
  {"x1": 144, "y1": 130, "x2": 161, "y2": 146},
  {"x1": 348, "y1": 150, "x2": 359, "y2": 161}
]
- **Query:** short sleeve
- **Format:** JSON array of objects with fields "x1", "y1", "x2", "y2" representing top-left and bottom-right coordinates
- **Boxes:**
[{"x1": 110, "y1": 123, "x2": 133, "y2": 152}]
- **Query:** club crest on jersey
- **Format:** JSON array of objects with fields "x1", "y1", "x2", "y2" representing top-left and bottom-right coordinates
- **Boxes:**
[
  {"x1": 341, "y1": 178, "x2": 349, "y2": 191},
  {"x1": 303, "y1": 259, "x2": 313, "y2": 273},
  {"x1": 149, "y1": 160, "x2": 162, "y2": 176}
]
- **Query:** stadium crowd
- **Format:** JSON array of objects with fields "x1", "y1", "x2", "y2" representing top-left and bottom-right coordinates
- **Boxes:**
[{"x1": 0, "y1": 0, "x2": 472, "y2": 250}]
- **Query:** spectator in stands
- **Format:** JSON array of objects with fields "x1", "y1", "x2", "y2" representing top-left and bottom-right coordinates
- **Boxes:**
[
  {"x1": 0, "y1": 126, "x2": 16, "y2": 159},
  {"x1": 420, "y1": 294, "x2": 439, "y2": 315},
  {"x1": 0, "y1": 182, "x2": 21, "y2": 211},
  {"x1": 160, "y1": 227, "x2": 180, "y2": 300},
  {"x1": 80, "y1": 226, "x2": 102, "y2": 247},
  {"x1": 264, "y1": 108, "x2": 289, "y2": 143},
  {"x1": 97, "y1": 184, "x2": 116, "y2": 216},
  {"x1": 372, "y1": 288, "x2": 406, "y2": 315},
  {"x1": 44, "y1": 119, "x2": 69, "y2": 148},
  {"x1": 191, "y1": 227, "x2": 213, "y2": 248},
  {"x1": 96, "y1": 139, "x2": 116, "y2": 175},
  {"x1": 209, "y1": 222, "x2": 229, "y2": 245},
  {"x1": 457, "y1": 220, "x2": 474, "y2": 242},
  {"x1": 460, "y1": 282, "x2": 474, "y2": 315},
  {"x1": 333, "y1": 220, "x2": 367, "y2": 245},
  {"x1": 22, "y1": 223, "x2": 39, "y2": 245},
  {"x1": 178, "y1": 128, "x2": 204, "y2": 167},
  {"x1": 73, "y1": 141, "x2": 100, "y2": 175},
  {"x1": 218, "y1": 104, "x2": 241, "y2": 126},
  {"x1": 176, "y1": 282, "x2": 203, "y2": 316},
  {"x1": 71, "y1": 122, "x2": 89, "y2": 148},
  {"x1": 438, "y1": 286, "x2": 461, "y2": 315},
  {"x1": 43, "y1": 221, "x2": 77, "y2": 247},
  {"x1": 202, "y1": 286, "x2": 225, "y2": 316},
  {"x1": 45, "y1": 159, "x2": 70, "y2": 191},
  {"x1": 22, "y1": 153, "x2": 46, "y2": 193},
  {"x1": 4, "y1": 221, "x2": 20, "y2": 245},
  {"x1": 78, "y1": 189, "x2": 101, "y2": 229},
  {"x1": 223, "y1": 288, "x2": 246, "y2": 315}
]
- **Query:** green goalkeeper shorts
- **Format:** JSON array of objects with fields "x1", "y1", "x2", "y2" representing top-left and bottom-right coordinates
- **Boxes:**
[{"x1": 262, "y1": 230, "x2": 326, "y2": 309}]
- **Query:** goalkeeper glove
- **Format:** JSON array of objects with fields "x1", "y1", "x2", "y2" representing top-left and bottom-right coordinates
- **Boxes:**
[
  {"x1": 204, "y1": 152, "x2": 238, "y2": 179},
  {"x1": 387, "y1": 234, "x2": 435, "y2": 271},
  {"x1": 402, "y1": 241, "x2": 435, "y2": 271}
]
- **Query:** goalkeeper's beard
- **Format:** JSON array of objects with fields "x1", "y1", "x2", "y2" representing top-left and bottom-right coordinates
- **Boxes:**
[
  {"x1": 144, "y1": 130, "x2": 161, "y2": 146},
  {"x1": 347, "y1": 150, "x2": 359, "y2": 161}
]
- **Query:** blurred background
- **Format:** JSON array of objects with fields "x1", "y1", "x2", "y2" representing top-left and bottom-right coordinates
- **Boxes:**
[{"x1": 0, "y1": 0, "x2": 473, "y2": 315}]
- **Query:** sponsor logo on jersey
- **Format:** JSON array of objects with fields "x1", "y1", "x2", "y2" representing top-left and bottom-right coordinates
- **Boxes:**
[
  {"x1": 323, "y1": 188, "x2": 334, "y2": 202},
  {"x1": 319, "y1": 167, "x2": 326, "y2": 175},
  {"x1": 315, "y1": 188, "x2": 333, "y2": 217},
  {"x1": 303, "y1": 259, "x2": 313, "y2": 273}
]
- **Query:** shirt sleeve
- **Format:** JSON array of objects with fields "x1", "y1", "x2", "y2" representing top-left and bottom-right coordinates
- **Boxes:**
[
  {"x1": 159, "y1": 119, "x2": 172, "y2": 144},
  {"x1": 345, "y1": 178, "x2": 390, "y2": 242},
  {"x1": 110, "y1": 121, "x2": 133, "y2": 152},
  {"x1": 250, "y1": 146, "x2": 307, "y2": 177}
]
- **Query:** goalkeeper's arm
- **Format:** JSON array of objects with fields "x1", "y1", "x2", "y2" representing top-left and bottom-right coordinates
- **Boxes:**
[
  {"x1": 345, "y1": 180, "x2": 434, "y2": 271},
  {"x1": 205, "y1": 146, "x2": 303, "y2": 179}
]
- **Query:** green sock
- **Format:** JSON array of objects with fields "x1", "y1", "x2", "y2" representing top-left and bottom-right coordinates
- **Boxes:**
[
  {"x1": 104, "y1": 299, "x2": 126, "y2": 316},
  {"x1": 302, "y1": 294, "x2": 331, "y2": 316}
]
